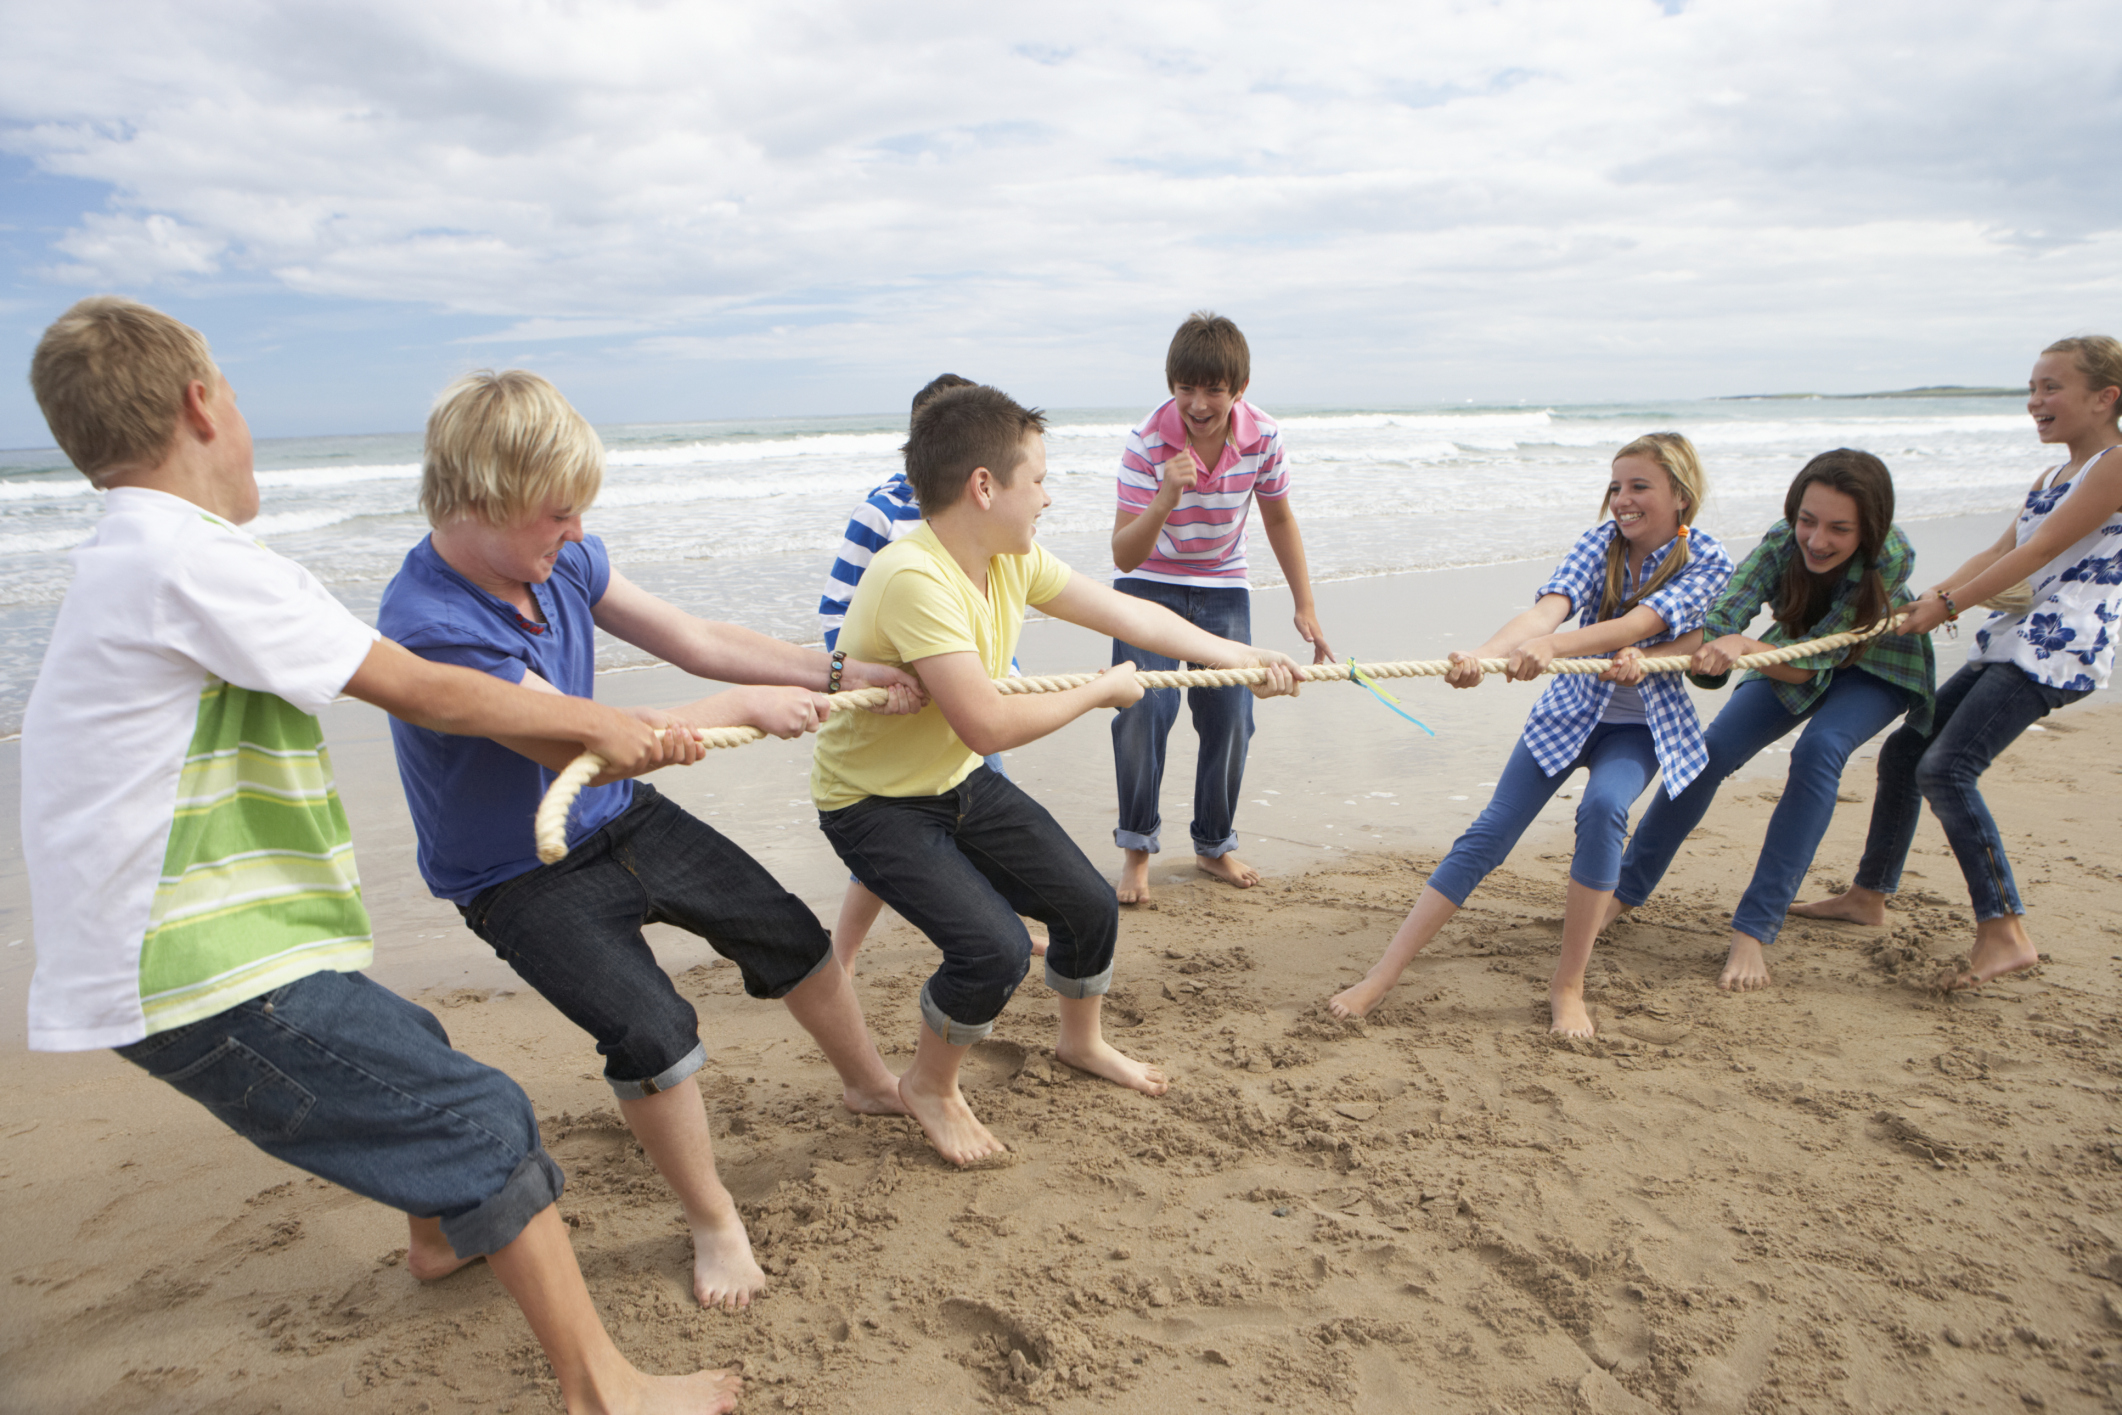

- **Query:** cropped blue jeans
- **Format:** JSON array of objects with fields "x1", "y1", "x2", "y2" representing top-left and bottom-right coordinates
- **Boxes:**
[
  {"x1": 1109, "y1": 577, "x2": 1253, "y2": 859},
  {"x1": 1428, "y1": 723, "x2": 1661, "y2": 906},
  {"x1": 1616, "y1": 669, "x2": 1911, "y2": 945},
  {"x1": 1853, "y1": 661, "x2": 2087, "y2": 921},
  {"x1": 117, "y1": 969, "x2": 563, "y2": 1259}
]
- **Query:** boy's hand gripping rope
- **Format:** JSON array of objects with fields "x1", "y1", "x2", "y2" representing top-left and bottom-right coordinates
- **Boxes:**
[{"x1": 532, "y1": 614, "x2": 1903, "y2": 863}]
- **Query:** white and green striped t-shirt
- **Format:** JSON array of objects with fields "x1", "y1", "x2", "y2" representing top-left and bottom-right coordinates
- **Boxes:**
[{"x1": 23, "y1": 487, "x2": 379, "y2": 1051}]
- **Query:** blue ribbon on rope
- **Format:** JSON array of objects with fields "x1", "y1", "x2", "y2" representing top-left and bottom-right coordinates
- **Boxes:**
[{"x1": 1346, "y1": 658, "x2": 1435, "y2": 736}]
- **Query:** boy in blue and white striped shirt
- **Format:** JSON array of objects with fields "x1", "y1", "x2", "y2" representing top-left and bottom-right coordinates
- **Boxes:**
[{"x1": 817, "y1": 373, "x2": 973, "y2": 652}]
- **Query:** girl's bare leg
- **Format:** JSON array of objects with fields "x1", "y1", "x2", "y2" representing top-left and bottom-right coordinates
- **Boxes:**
[
  {"x1": 1549, "y1": 880, "x2": 1607, "y2": 1037},
  {"x1": 1330, "y1": 885, "x2": 1459, "y2": 1019},
  {"x1": 487, "y1": 1204, "x2": 743, "y2": 1415}
]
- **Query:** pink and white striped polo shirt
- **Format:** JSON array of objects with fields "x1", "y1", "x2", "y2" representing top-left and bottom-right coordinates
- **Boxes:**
[{"x1": 1113, "y1": 398, "x2": 1290, "y2": 588}]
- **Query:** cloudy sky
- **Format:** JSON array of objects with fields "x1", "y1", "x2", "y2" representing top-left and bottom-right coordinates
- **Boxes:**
[{"x1": 2, "y1": 0, "x2": 2115, "y2": 445}]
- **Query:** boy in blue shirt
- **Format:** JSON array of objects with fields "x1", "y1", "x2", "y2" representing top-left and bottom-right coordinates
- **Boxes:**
[{"x1": 380, "y1": 369, "x2": 920, "y2": 1311}]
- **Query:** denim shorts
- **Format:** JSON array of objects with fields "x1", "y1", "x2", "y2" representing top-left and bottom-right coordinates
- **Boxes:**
[
  {"x1": 117, "y1": 969, "x2": 563, "y2": 1259},
  {"x1": 818, "y1": 766, "x2": 1117, "y2": 1044},
  {"x1": 460, "y1": 783, "x2": 832, "y2": 1098}
]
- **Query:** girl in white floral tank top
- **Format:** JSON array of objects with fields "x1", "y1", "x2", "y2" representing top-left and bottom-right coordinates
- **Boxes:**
[{"x1": 1794, "y1": 336, "x2": 2122, "y2": 992}]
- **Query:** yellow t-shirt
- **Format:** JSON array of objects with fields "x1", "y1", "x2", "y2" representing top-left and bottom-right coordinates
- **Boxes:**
[{"x1": 811, "y1": 522, "x2": 1073, "y2": 810}]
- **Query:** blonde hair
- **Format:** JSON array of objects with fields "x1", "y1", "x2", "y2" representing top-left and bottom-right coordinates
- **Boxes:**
[
  {"x1": 2043, "y1": 335, "x2": 2122, "y2": 423},
  {"x1": 1597, "y1": 431, "x2": 1707, "y2": 621},
  {"x1": 29, "y1": 296, "x2": 219, "y2": 486},
  {"x1": 421, "y1": 370, "x2": 604, "y2": 526}
]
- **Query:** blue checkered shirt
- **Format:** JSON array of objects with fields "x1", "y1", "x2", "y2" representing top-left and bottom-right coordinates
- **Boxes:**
[{"x1": 1520, "y1": 522, "x2": 1734, "y2": 796}]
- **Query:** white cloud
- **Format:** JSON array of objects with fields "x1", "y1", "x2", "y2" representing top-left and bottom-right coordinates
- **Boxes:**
[{"x1": 2, "y1": 0, "x2": 2115, "y2": 402}]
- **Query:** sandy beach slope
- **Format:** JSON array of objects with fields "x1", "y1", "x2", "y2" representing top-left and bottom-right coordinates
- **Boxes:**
[
  {"x1": 5, "y1": 706, "x2": 2121, "y2": 1410},
  {"x1": 4, "y1": 513, "x2": 2118, "y2": 1413}
]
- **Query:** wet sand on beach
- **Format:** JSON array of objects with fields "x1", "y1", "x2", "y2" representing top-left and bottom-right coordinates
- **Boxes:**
[{"x1": 6, "y1": 515, "x2": 2122, "y2": 1413}]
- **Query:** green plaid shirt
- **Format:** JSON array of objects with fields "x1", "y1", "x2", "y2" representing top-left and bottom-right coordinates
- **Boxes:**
[{"x1": 1692, "y1": 521, "x2": 1936, "y2": 733}]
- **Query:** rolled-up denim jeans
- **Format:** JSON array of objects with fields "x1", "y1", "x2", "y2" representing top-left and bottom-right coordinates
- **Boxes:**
[
  {"x1": 117, "y1": 969, "x2": 563, "y2": 1260},
  {"x1": 1854, "y1": 661, "x2": 2088, "y2": 920},
  {"x1": 1109, "y1": 577, "x2": 1254, "y2": 859},
  {"x1": 1617, "y1": 670, "x2": 1911, "y2": 945},
  {"x1": 819, "y1": 766, "x2": 1117, "y2": 1044},
  {"x1": 459, "y1": 782, "x2": 833, "y2": 1100}
]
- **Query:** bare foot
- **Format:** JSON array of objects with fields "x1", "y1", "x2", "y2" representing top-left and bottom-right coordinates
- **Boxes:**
[
  {"x1": 1055, "y1": 1034, "x2": 1170, "y2": 1096},
  {"x1": 1719, "y1": 933, "x2": 1771, "y2": 992},
  {"x1": 1196, "y1": 851, "x2": 1260, "y2": 888},
  {"x1": 1941, "y1": 918, "x2": 2040, "y2": 991},
  {"x1": 405, "y1": 1215, "x2": 480, "y2": 1281},
  {"x1": 841, "y1": 1077, "x2": 911, "y2": 1117},
  {"x1": 686, "y1": 1199, "x2": 768, "y2": 1311},
  {"x1": 1117, "y1": 849, "x2": 1151, "y2": 905},
  {"x1": 1026, "y1": 920, "x2": 1049, "y2": 958},
  {"x1": 1788, "y1": 885, "x2": 1887, "y2": 926},
  {"x1": 1549, "y1": 984, "x2": 1595, "y2": 1038},
  {"x1": 612, "y1": 1366, "x2": 745, "y2": 1414},
  {"x1": 897, "y1": 1069, "x2": 1007, "y2": 1167},
  {"x1": 1328, "y1": 969, "x2": 1394, "y2": 1020},
  {"x1": 1597, "y1": 896, "x2": 1631, "y2": 934}
]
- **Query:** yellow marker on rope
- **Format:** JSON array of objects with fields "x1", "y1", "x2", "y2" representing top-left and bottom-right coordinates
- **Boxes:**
[{"x1": 1348, "y1": 657, "x2": 1435, "y2": 736}]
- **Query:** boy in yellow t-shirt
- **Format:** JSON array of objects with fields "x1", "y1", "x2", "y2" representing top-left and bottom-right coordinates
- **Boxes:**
[{"x1": 811, "y1": 384, "x2": 1299, "y2": 1166}]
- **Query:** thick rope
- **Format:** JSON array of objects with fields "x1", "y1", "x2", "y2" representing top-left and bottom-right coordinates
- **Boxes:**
[{"x1": 533, "y1": 615, "x2": 1902, "y2": 862}]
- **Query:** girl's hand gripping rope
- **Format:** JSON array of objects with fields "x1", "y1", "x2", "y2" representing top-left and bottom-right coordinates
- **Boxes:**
[
  {"x1": 1505, "y1": 634, "x2": 1562, "y2": 681},
  {"x1": 1600, "y1": 646, "x2": 1647, "y2": 686}
]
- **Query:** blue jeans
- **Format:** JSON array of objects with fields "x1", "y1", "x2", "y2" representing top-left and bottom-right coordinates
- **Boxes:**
[
  {"x1": 1617, "y1": 670, "x2": 1911, "y2": 945},
  {"x1": 460, "y1": 783, "x2": 832, "y2": 1099},
  {"x1": 1109, "y1": 578, "x2": 1253, "y2": 858},
  {"x1": 1428, "y1": 723, "x2": 1661, "y2": 905},
  {"x1": 1854, "y1": 661, "x2": 2088, "y2": 920},
  {"x1": 116, "y1": 970, "x2": 563, "y2": 1259},
  {"x1": 818, "y1": 766, "x2": 1117, "y2": 1044}
]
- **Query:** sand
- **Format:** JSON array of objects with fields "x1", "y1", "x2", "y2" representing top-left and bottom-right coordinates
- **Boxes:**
[{"x1": 7, "y1": 522, "x2": 2122, "y2": 1413}]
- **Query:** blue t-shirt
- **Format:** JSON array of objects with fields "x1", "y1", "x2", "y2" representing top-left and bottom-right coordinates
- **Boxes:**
[{"x1": 379, "y1": 535, "x2": 633, "y2": 902}]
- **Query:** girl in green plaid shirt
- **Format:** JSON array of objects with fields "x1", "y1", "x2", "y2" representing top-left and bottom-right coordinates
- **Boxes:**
[{"x1": 1602, "y1": 449, "x2": 1934, "y2": 990}]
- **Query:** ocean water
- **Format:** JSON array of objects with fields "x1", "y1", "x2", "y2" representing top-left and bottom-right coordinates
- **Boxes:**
[{"x1": 0, "y1": 394, "x2": 2049, "y2": 734}]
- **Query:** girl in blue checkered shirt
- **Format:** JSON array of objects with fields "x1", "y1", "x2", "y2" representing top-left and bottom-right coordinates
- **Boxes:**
[{"x1": 1330, "y1": 433, "x2": 1733, "y2": 1037}]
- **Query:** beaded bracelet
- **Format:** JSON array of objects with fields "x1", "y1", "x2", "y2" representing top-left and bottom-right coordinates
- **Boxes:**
[{"x1": 829, "y1": 649, "x2": 846, "y2": 694}]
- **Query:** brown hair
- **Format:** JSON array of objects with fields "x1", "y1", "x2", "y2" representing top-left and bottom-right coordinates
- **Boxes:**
[
  {"x1": 911, "y1": 372, "x2": 977, "y2": 415},
  {"x1": 1165, "y1": 311, "x2": 1250, "y2": 392},
  {"x1": 2043, "y1": 335, "x2": 2122, "y2": 423},
  {"x1": 1776, "y1": 449, "x2": 1895, "y2": 662},
  {"x1": 29, "y1": 296, "x2": 219, "y2": 485},
  {"x1": 902, "y1": 385, "x2": 1047, "y2": 514},
  {"x1": 1596, "y1": 432, "x2": 1707, "y2": 621},
  {"x1": 420, "y1": 369, "x2": 604, "y2": 526}
]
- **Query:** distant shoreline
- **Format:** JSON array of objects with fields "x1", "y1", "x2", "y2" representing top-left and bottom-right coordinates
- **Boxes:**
[{"x1": 1717, "y1": 384, "x2": 2020, "y2": 401}]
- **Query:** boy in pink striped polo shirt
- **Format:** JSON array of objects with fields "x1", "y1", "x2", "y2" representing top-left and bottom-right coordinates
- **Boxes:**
[{"x1": 1110, "y1": 312, "x2": 1334, "y2": 903}]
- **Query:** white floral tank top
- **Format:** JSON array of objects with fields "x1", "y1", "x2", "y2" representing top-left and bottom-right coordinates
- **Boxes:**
[{"x1": 1969, "y1": 445, "x2": 2122, "y2": 692}]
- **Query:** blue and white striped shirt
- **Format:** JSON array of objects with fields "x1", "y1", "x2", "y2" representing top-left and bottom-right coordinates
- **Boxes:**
[
  {"x1": 1521, "y1": 522, "x2": 1734, "y2": 796},
  {"x1": 819, "y1": 472, "x2": 925, "y2": 651}
]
